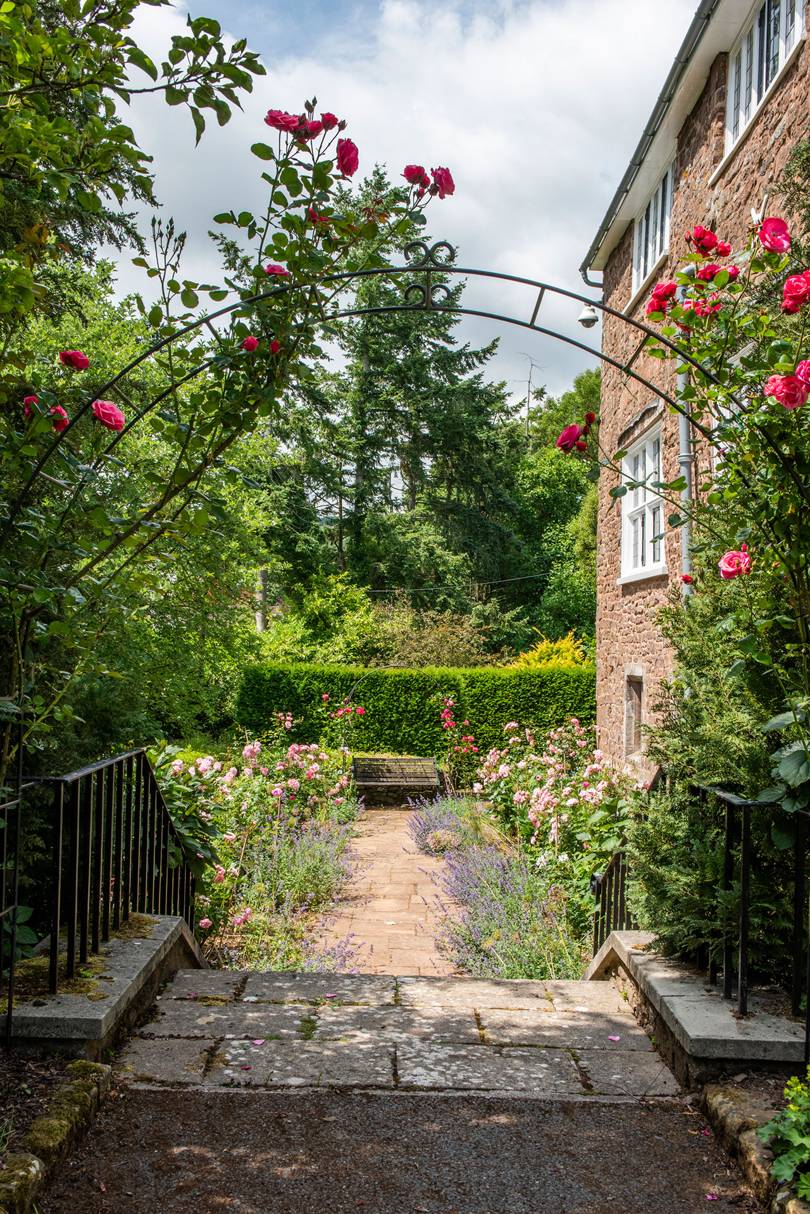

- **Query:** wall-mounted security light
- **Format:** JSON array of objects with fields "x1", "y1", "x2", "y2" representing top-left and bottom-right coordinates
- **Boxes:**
[{"x1": 577, "y1": 304, "x2": 599, "y2": 329}]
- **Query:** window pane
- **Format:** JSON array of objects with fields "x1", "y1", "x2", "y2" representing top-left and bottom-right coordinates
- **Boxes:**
[
  {"x1": 766, "y1": 0, "x2": 781, "y2": 85},
  {"x1": 744, "y1": 27, "x2": 755, "y2": 123},
  {"x1": 757, "y1": 3, "x2": 767, "y2": 96},
  {"x1": 732, "y1": 48, "x2": 742, "y2": 139},
  {"x1": 632, "y1": 516, "x2": 640, "y2": 568},
  {"x1": 661, "y1": 169, "x2": 671, "y2": 252},
  {"x1": 651, "y1": 505, "x2": 662, "y2": 564}
]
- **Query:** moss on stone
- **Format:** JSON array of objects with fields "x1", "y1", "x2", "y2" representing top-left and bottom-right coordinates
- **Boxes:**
[{"x1": 0, "y1": 1152, "x2": 46, "y2": 1210}]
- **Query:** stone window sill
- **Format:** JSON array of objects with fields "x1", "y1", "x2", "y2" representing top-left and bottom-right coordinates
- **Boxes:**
[{"x1": 616, "y1": 566, "x2": 668, "y2": 587}]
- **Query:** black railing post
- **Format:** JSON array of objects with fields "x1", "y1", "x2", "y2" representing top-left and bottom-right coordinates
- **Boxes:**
[
  {"x1": 738, "y1": 803, "x2": 751, "y2": 1017},
  {"x1": 2, "y1": 718, "x2": 25, "y2": 1047},
  {"x1": 793, "y1": 816, "x2": 806, "y2": 1017},
  {"x1": 79, "y1": 774, "x2": 92, "y2": 964},
  {"x1": 113, "y1": 758, "x2": 124, "y2": 931},
  {"x1": 48, "y1": 781, "x2": 64, "y2": 994},
  {"x1": 722, "y1": 800, "x2": 735, "y2": 1000},
  {"x1": 123, "y1": 753, "x2": 134, "y2": 923},
  {"x1": 101, "y1": 763, "x2": 114, "y2": 943},
  {"x1": 65, "y1": 780, "x2": 80, "y2": 981},
  {"x1": 91, "y1": 768, "x2": 103, "y2": 953}
]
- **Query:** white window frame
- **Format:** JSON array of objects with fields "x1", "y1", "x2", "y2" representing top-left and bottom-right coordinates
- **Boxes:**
[
  {"x1": 619, "y1": 426, "x2": 667, "y2": 582},
  {"x1": 631, "y1": 164, "x2": 674, "y2": 296},
  {"x1": 726, "y1": 0, "x2": 805, "y2": 153}
]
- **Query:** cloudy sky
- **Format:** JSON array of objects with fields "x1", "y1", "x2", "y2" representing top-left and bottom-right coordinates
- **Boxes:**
[{"x1": 125, "y1": 0, "x2": 697, "y2": 400}]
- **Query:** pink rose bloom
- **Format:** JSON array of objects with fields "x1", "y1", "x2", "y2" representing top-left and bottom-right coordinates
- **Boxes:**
[
  {"x1": 50, "y1": 405, "x2": 69, "y2": 432},
  {"x1": 241, "y1": 335, "x2": 259, "y2": 352},
  {"x1": 718, "y1": 544, "x2": 752, "y2": 579},
  {"x1": 696, "y1": 263, "x2": 721, "y2": 282},
  {"x1": 23, "y1": 394, "x2": 38, "y2": 418},
  {"x1": 687, "y1": 225, "x2": 718, "y2": 256},
  {"x1": 782, "y1": 271, "x2": 810, "y2": 314},
  {"x1": 287, "y1": 778, "x2": 300, "y2": 791},
  {"x1": 764, "y1": 373, "x2": 809, "y2": 410},
  {"x1": 59, "y1": 349, "x2": 89, "y2": 371},
  {"x1": 213, "y1": 866, "x2": 226, "y2": 884},
  {"x1": 336, "y1": 137, "x2": 359, "y2": 176},
  {"x1": 91, "y1": 399, "x2": 125, "y2": 431},
  {"x1": 322, "y1": 693, "x2": 330, "y2": 702},
  {"x1": 759, "y1": 217, "x2": 791, "y2": 252},
  {"x1": 265, "y1": 109, "x2": 300, "y2": 132},
  {"x1": 320, "y1": 111, "x2": 339, "y2": 129},
  {"x1": 264, "y1": 263, "x2": 290, "y2": 276},
  {"x1": 795, "y1": 360, "x2": 810, "y2": 389},
  {"x1": 403, "y1": 164, "x2": 430, "y2": 187},
  {"x1": 556, "y1": 423, "x2": 583, "y2": 453},
  {"x1": 271, "y1": 786, "x2": 284, "y2": 797},
  {"x1": 198, "y1": 917, "x2": 213, "y2": 930},
  {"x1": 431, "y1": 166, "x2": 455, "y2": 199},
  {"x1": 355, "y1": 705, "x2": 366, "y2": 715},
  {"x1": 726, "y1": 265, "x2": 740, "y2": 281}
]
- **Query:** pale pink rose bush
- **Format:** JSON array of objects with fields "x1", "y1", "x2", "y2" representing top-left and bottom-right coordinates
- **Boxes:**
[
  {"x1": 155, "y1": 729, "x2": 359, "y2": 964},
  {"x1": 473, "y1": 718, "x2": 639, "y2": 929}
]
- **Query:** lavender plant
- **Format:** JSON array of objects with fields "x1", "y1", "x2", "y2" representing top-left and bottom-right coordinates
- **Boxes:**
[{"x1": 437, "y1": 844, "x2": 585, "y2": 979}]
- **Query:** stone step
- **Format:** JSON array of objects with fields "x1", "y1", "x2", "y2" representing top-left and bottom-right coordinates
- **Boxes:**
[{"x1": 116, "y1": 969, "x2": 678, "y2": 1097}]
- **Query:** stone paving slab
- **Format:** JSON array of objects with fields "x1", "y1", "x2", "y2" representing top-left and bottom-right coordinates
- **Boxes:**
[
  {"x1": 206, "y1": 1039, "x2": 394, "y2": 1089},
  {"x1": 478, "y1": 1008, "x2": 653, "y2": 1051},
  {"x1": 395, "y1": 1041, "x2": 584, "y2": 1093},
  {"x1": 579, "y1": 1049, "x2": 680, "y2": 1096},
  {"x1": 141, "y1": 999, "x2": 311, "y2": 1038},
  {"x1": 312, "y1": 1003, "x2": 481, "y2": 1042},
  {"x1": 168, "y1": 970, "x2": 247, "y2": 1000},
  {"x1": 116, "y1": 1035, "x2": 213, "y2": 1084},
  {"x1": 241, "y1": 972, "x2": 397, "y2": 1005},
  {"x1": 397, "y1": 975, "x2": 555, "y2": 1010},
  {"x1": 542, "y1": 979, "x2": 630, "y2": 1015}
]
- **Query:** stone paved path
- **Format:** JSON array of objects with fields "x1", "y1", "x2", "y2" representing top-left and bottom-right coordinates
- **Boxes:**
[
  {"x1": 317, "y1": 807, "x2": 456, "y2": 976},
  {"x1": 42, "y1": 970, "x2": 763, "y2": 1213}
]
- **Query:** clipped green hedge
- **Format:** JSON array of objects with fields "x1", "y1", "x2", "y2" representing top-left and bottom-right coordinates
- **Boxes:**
[{"x1": 235, "y1": 662, "x2": 596, "y2": 756}]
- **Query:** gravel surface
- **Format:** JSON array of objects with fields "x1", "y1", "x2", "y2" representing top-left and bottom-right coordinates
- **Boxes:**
[{"x1": 42, "y1": 1087, "x2": 764, "y2": 1213}]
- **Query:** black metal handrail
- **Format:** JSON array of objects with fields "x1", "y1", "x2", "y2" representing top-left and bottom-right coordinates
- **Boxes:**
[
  {"x1": 592, "y1": 782, "x2": 810, "y2": 1062},
  {"x1": 2, "y1": 748, "x2": 195, "y2": 1045},
  {"x1": 591, "y1": 851, "x2": 635, "y2": 954}
]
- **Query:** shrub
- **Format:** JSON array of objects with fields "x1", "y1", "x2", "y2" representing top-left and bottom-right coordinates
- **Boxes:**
[
  {"x1": 235, "y1": 661, "x2": 595, "y2": 757},
  {"x1": 758, "y1": 1068, "x2": 810, "y2": 1200},
  {"x1": 508, "y1": 631, "x2": 589, "y2": 668}
]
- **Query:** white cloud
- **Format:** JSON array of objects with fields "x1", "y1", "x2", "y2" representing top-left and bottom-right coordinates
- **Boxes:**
[{"x1": 121, "y1": 0, "x2": 696, "y2": 397}]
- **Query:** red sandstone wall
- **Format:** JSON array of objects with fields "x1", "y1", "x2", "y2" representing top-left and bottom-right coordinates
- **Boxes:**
[{"x1": 597, "y1": 18, "x2": 810, "y2": 766}]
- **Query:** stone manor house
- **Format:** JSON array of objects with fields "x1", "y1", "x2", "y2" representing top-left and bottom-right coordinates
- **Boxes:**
[{"x1": 580, "y1": 0, "x2": 809, "y2": 766}]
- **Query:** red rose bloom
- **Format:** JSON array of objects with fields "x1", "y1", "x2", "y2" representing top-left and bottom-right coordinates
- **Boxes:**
[
  {"x1": 584, "y1": 411, "x2": 597, "y2": 425},
  {"x1": 681, "y1": 574, "x2": 694, "y2": 585},
  {"x1": 320, "y1": 112, "x2": 339, "y2": 130},
  {"x1": 50, "y1": 405, "x2": 69, "y2": 433},
  {"x1": 782, "y1": 271, "x2": 810, "y2": 314},
  {"x1": 403, "y1": 164, "x2": 429, "y2": 187},
  {"x1": 795, "y1": 360, "x2": 810, "y2": 389},
  {"x1": 696, "y1": 263, "x2": 721, "y2": 282},
  {"x1": 241, "y1": 336, "x2": 259, "y2": 352},
  {"x1": 687, "y1": 225, "x2": 719, "y2": 256},
  {"x1": 264, "y1": 263, "x2": 290, "y2": 277},
  {"x1": 264, "y1": 109, "x2": 300, "y2": 132},
  {"x1": 759, "y1": 217, "x2": 791, "y2": 253},
  {"x1": 307, "y1": 206, "x2": 330, "y2": 225},
  {"x1": 430, "y1": 167, "x2": 455, "y2": 199},
  {"x1": 59, "y1": 349, "x2": 89, "y2": 371},
  {"x1": 91, "y1": 399, "x2": 126, "y2": 431},
  {"x1": 726, "y1": 265, "x2": 740, "y2": 281},
  {"x1": 23, "y1": 393, "x2": 38, "y2": 419},
  {"x1": 715, "y1": 241, "x2": 732, "y2": 257},
  {"x1": 574, "y1": 440, "x2": 588, "y2": 451},
  {"x1": 269, "y1": 339, "x2": 281, "y2": 355},
  {"x1": 763, "y1": 373, "x2": 809, "y2": 410},
  {"x1": 556, "y1": 423, "x2": 583, "y2": 453},
  {"x1": 336, "y1": 137, "x2": 359, "y2": 177}
]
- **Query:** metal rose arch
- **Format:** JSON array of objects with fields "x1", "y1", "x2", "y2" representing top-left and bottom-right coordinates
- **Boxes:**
[{"x1": 8, "y1": 235, "x2": 725, "y2": 518}]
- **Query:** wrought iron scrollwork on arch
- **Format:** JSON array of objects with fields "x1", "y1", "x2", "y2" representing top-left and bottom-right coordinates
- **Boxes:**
[{"x1": 401, "y1": 239, "x2": 457, "y2": 310}]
